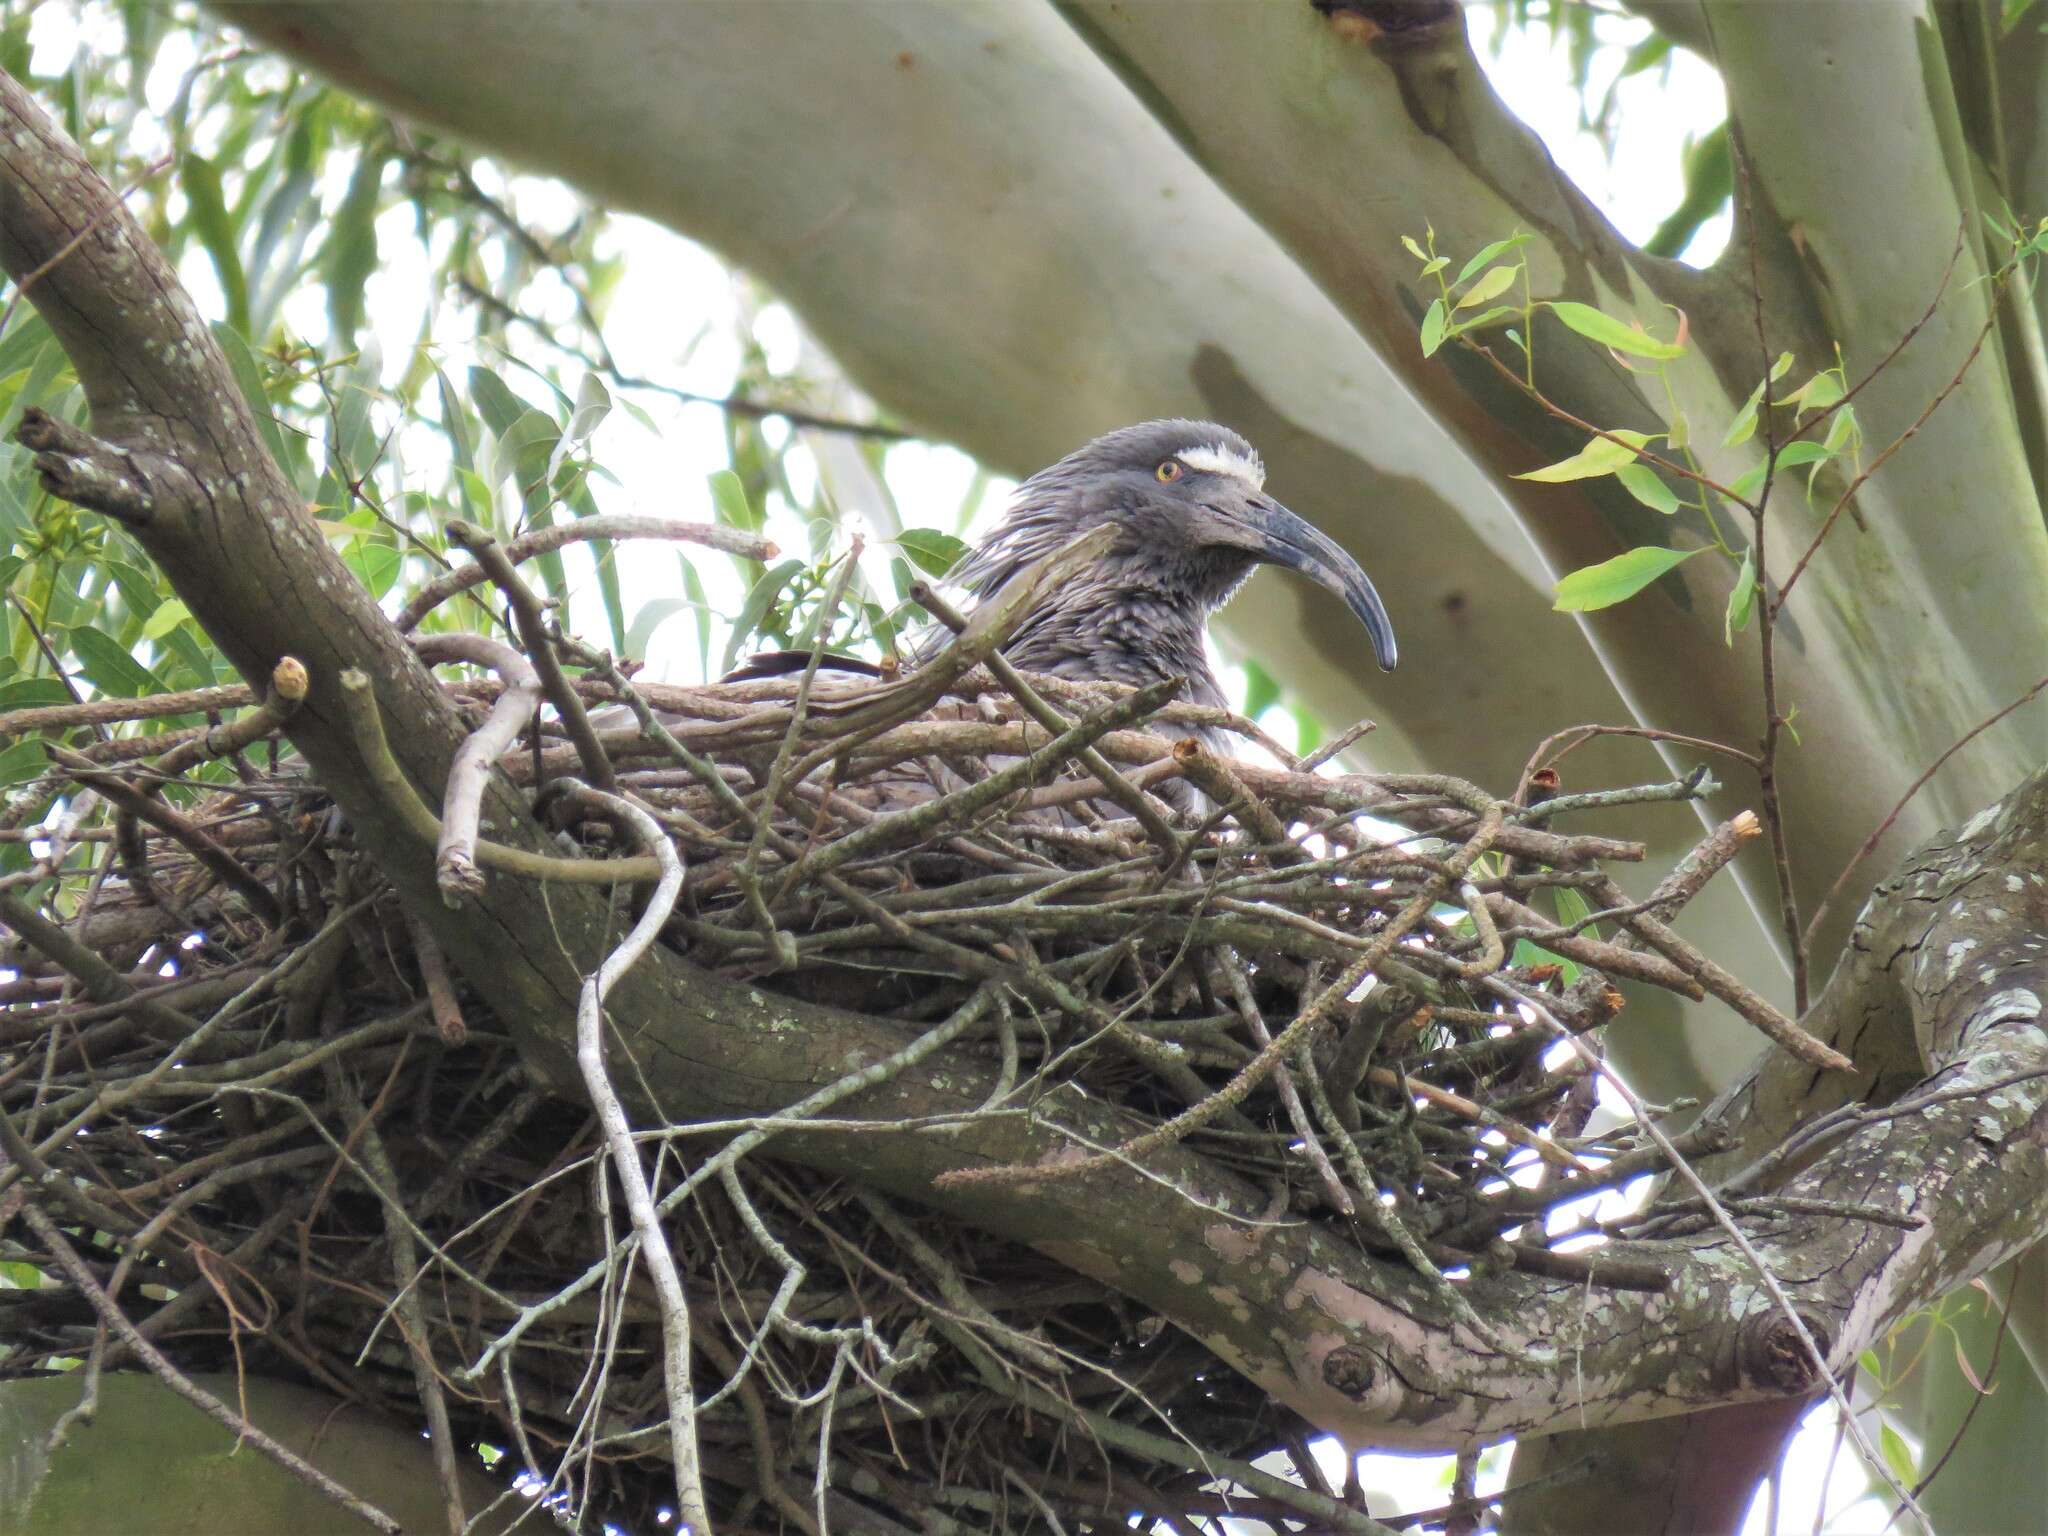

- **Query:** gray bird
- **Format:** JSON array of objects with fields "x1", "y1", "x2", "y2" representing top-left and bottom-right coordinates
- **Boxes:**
[{"x1": 734, "y1": 420, "x2": 1397, "y2": 732}]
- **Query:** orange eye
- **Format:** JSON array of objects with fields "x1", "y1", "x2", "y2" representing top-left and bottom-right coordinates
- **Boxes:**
[{"x1": 1156, "y1": 459, "x2": 1184, "y2": 483}]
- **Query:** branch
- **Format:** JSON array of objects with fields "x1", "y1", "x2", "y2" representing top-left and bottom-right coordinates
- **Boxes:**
[
  {"x1": 556, "y1": 781, "x2": 709, "y2": 1530},
  {"x1": 395, "y1": 513, "x2": 776, "y2": 633},
  {"x1": 13, "y1": 1198, "x2": 404, "y2": 1536}
]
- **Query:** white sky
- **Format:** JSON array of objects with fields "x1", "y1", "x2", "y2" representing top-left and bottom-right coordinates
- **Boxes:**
[{"x1": 19, "y1": 6, "x2": 1918, "y2": 1531}]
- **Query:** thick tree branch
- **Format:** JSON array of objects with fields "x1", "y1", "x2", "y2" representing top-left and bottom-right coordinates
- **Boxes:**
[{"x1": 1059, "y1": 0, "x2": 2048, "y2": 974}]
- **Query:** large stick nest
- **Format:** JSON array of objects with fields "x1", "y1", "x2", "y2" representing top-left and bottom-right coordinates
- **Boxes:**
[{"x1": 0, "y1": 638, "x2": 1760, "y2": 1532}]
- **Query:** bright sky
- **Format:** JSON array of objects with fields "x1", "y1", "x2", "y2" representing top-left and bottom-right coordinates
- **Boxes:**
[{"x1": 19, "y1": 6, "x2": 1913, "y2": 1531}]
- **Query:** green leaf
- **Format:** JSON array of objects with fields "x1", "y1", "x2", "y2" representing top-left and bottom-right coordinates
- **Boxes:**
[
  {"x1": 66, "y1": 624, "x2": 166, "y2": 697},
  {"x1": 1724, "y1": 547, "x2": 1756, "y2": 644},
  {"x1": 708, "y1": 469, "x2": 762, "y2": 534},
  {"x1": 155, "y1": 622, "x2": 219, "y2": 690},
  {"x1": 894, "y1": 528, "x2": 968, "y2": 578},
  {"x1": 1294, "y1": 707, "x2": 1323, "y2": 756},
  {"x1": 1420, "y1": 297, "x2": 1447, "y2": 358},
  {"x1": 1880, "y1": 1421, "x2": 1916, "y2": 1486},
  {"x1": 567, "y1": 479, "x2": 626, "y2": 653},
  {"x1": 680, "y1": 556, "x2": 711, "y2": 678},
  {"x1": 1552, "y1": 545, "x2": 1703, "y2": 612},
  {"x1": 0, "y1": 677, "x2": 73, "y2": 709},
  {"x1": 567, "y1": 372, "x2": 612, "y2": 443},
  {"x1": 213, "y1": 323, "x2": 287, "y2": 466},
  {"x1": 1823, "y1": 403, "x2": 1861, "y2": 456},
  {"x1": 1783, "y1": 370, "x2": 1845, "y2": 412},
  {"x1": 0, "y1": 309, "x2": 53, "y2": 382},
  {"x1": 1644, "y1": 123, "x2": 1731, "y2": 260},
  {"x1": 1770, "y1": 351, "x2": 1794, "y2": 382},
  {"x1": 345, "y1": 540, "x2": 402, "y2": 600},
  {"x1": 1723, "y1": 377, "x2": 1768, "y2": 448},
  {"x1": 721, "y1": 559, "x2": 805, "y2": 675},
  {"x1": 1614, "y1": 463, "x2": 1679, "y2": 514},
  {"x1": 1775, "y1": 440, "x2": 1833, "y2": 469},
  {"x1": 180, "y1": 154, "x2": 250, "y2": 337},
  {"x1": 1455, "y1": 233, "x2": 1531, "y2": 287},
  {"x1": 325, "y1": 147, "x2": 386, "y2": 352},
  {"x1": 0, "y1": 1257, "x2": 44, "y2": 1289},
  {"x1": 105, "y1": 560, "x2": 165, "y2": 623},
  {"x1": 1615, "y1": 34, "x2": 1671, "y2": 78},
  {"x1": 1401, "y1": 235, "x2": 1428, "y2": 262},
  {"x1": 1552, "y1": 883, "x2": 1599, "y2": 940},
  {"x1": 436, "y1": 366, "x2": 477, "y2": 477},
  {"x1": 1516, "y1": 429, "x2": 1653, "y2": 483},
  {"x1": 1546, "y1": 301, "x2": 1684, "y2": 359},
  {"x1": 1446, "y1": 304, "x2": 1519, "y2": 335},
  {"x1": 140, "y1": 596, "x2": 190, "y2": 642},
  {"x1": 467, "y1": 366, "x2": 528, "y2": 441},
  {"x1": 0, "y1": 737, "x2": 49, "y2": 791},
  {"x1": 1729, "y1": 441, "x2": 1833, "y2": 500},
  {"x1": 1420, "y1": 256, "x2": 1448, "y2": 277},
  {"x1": 625, "y1": 596, "x2": 695, "y2": 661},
  {"x1": 487, "y1": 409, "x2": 562, "y2": 500}
]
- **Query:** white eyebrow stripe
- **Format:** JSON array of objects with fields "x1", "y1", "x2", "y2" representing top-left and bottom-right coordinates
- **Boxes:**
[{"x1": 1179, "y1": 443, "x2": 1266, "y2": 490}]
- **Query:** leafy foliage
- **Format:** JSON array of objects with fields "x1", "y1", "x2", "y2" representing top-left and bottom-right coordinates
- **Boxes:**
[{"x1": 0, "y1": 3, "x2": 988, "y2": 813}]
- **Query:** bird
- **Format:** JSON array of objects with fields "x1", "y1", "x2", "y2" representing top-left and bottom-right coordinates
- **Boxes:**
[{"x1": 731, "y1": 419, "x2": 1397, "y2": 739}]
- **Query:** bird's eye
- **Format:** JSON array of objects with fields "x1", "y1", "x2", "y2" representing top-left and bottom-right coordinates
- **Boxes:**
[{"x1": 1155, "y1": 459, "x2": 1184, "y2": 483}]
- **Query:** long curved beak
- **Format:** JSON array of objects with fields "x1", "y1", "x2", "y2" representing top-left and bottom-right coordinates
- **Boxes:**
[{"x1": 1247, "y1": 499, "x2": 1398, "y2": 671}]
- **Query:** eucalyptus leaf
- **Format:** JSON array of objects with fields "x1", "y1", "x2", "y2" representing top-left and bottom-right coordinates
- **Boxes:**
[
  {"x1": 1454, "y1": 232, "x2": 1530, "y2": 287},
  {"x1": 720, "y1": 558, "x2": 805, "y2": 675},
  {"x1": 894, "y1": 528, "x2": 968, "y2": 578},
  {"x1": 1552, "y1": 545, "x2": 1703, "y2": 611},
  {"x1": 1420, "y1": 297, "x2": 1447, "y2": 358},
  {"x1": 67, "y1": 624, "x2": 166, "y2": 697},
  {"x1": 1456, "y1": 264, "x2": 1517, "y2": 309},
  {"x1": 1614, "y1": 463, "x2": 1679, "y2": 513},
  {"x1": 181, "y1": 154, "x2": 250, "y2": 336},
  {"x1": 1516, "y1": 429, "x2": 1652, "y2": 483},
  {"x1": 1725, "y1": 547, "x2": 1757, "y2": 643},
  {"x1": 1546, "y1": 301, "x2": 1684, "y2": 359}
]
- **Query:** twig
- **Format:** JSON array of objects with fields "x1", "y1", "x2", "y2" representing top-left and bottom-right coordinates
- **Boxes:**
[
  {"x1": 448, "y1": 520, "x2": 613, "y2": 793},
  {"x1": 1298, "y1": 717, "x2": 1376, "y2": 772},
  {"x1": 1590, "y1": 874, "x2": 1851, "y2": 1072},
  {"x1": 412, "y1": 633, "x2": 545, "y2": 902},
  {"x1": 145, "y1": 657, "x2": 309, "y2": 779},
  {"x1": 1214, "y1": 948, "x2": 1353, "y2": 1213},
  {"x1": 49, "y1": 747, "x2": 281, "y2": 924},
  {"x1": 337, "y1": 669, "x2": 660, "y2": 885},
  {"x1": 14, "y1": 1198, "x2": 404, "y2": 1535},
  {"x1": 744, "y1": 541, "x2": 865, "y2": 962},
  {"x1": 1496, "y1": 979, "x2": 1931, "y2": 1528},
  {"x1": 405, "y1": 910, "x2": 468, "y2": 1046},
  {"x1": 553, "y1": 781, "x2": 709, "y2": 1530},
  {"x1": 1776, "y1": 307, "x2": 2002, "y2": 615},
  {"x1": 1803, "y1": 673, "x2": 2048, "y2": 949},
  {"x1": 939, "y1": 801, "x2": 1505, "y2": 1189},
  {"x1": 913, "y1": 579, "x2": 1185, "y2": 866},
  {"x1": 1644, "y1": 810, "x2": 1761, "y2": 921}
]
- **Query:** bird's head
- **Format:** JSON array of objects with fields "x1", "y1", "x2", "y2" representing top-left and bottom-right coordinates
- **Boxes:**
[{"x1": 961, "y1": 419, "x2": 1397, "y2": 671}]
